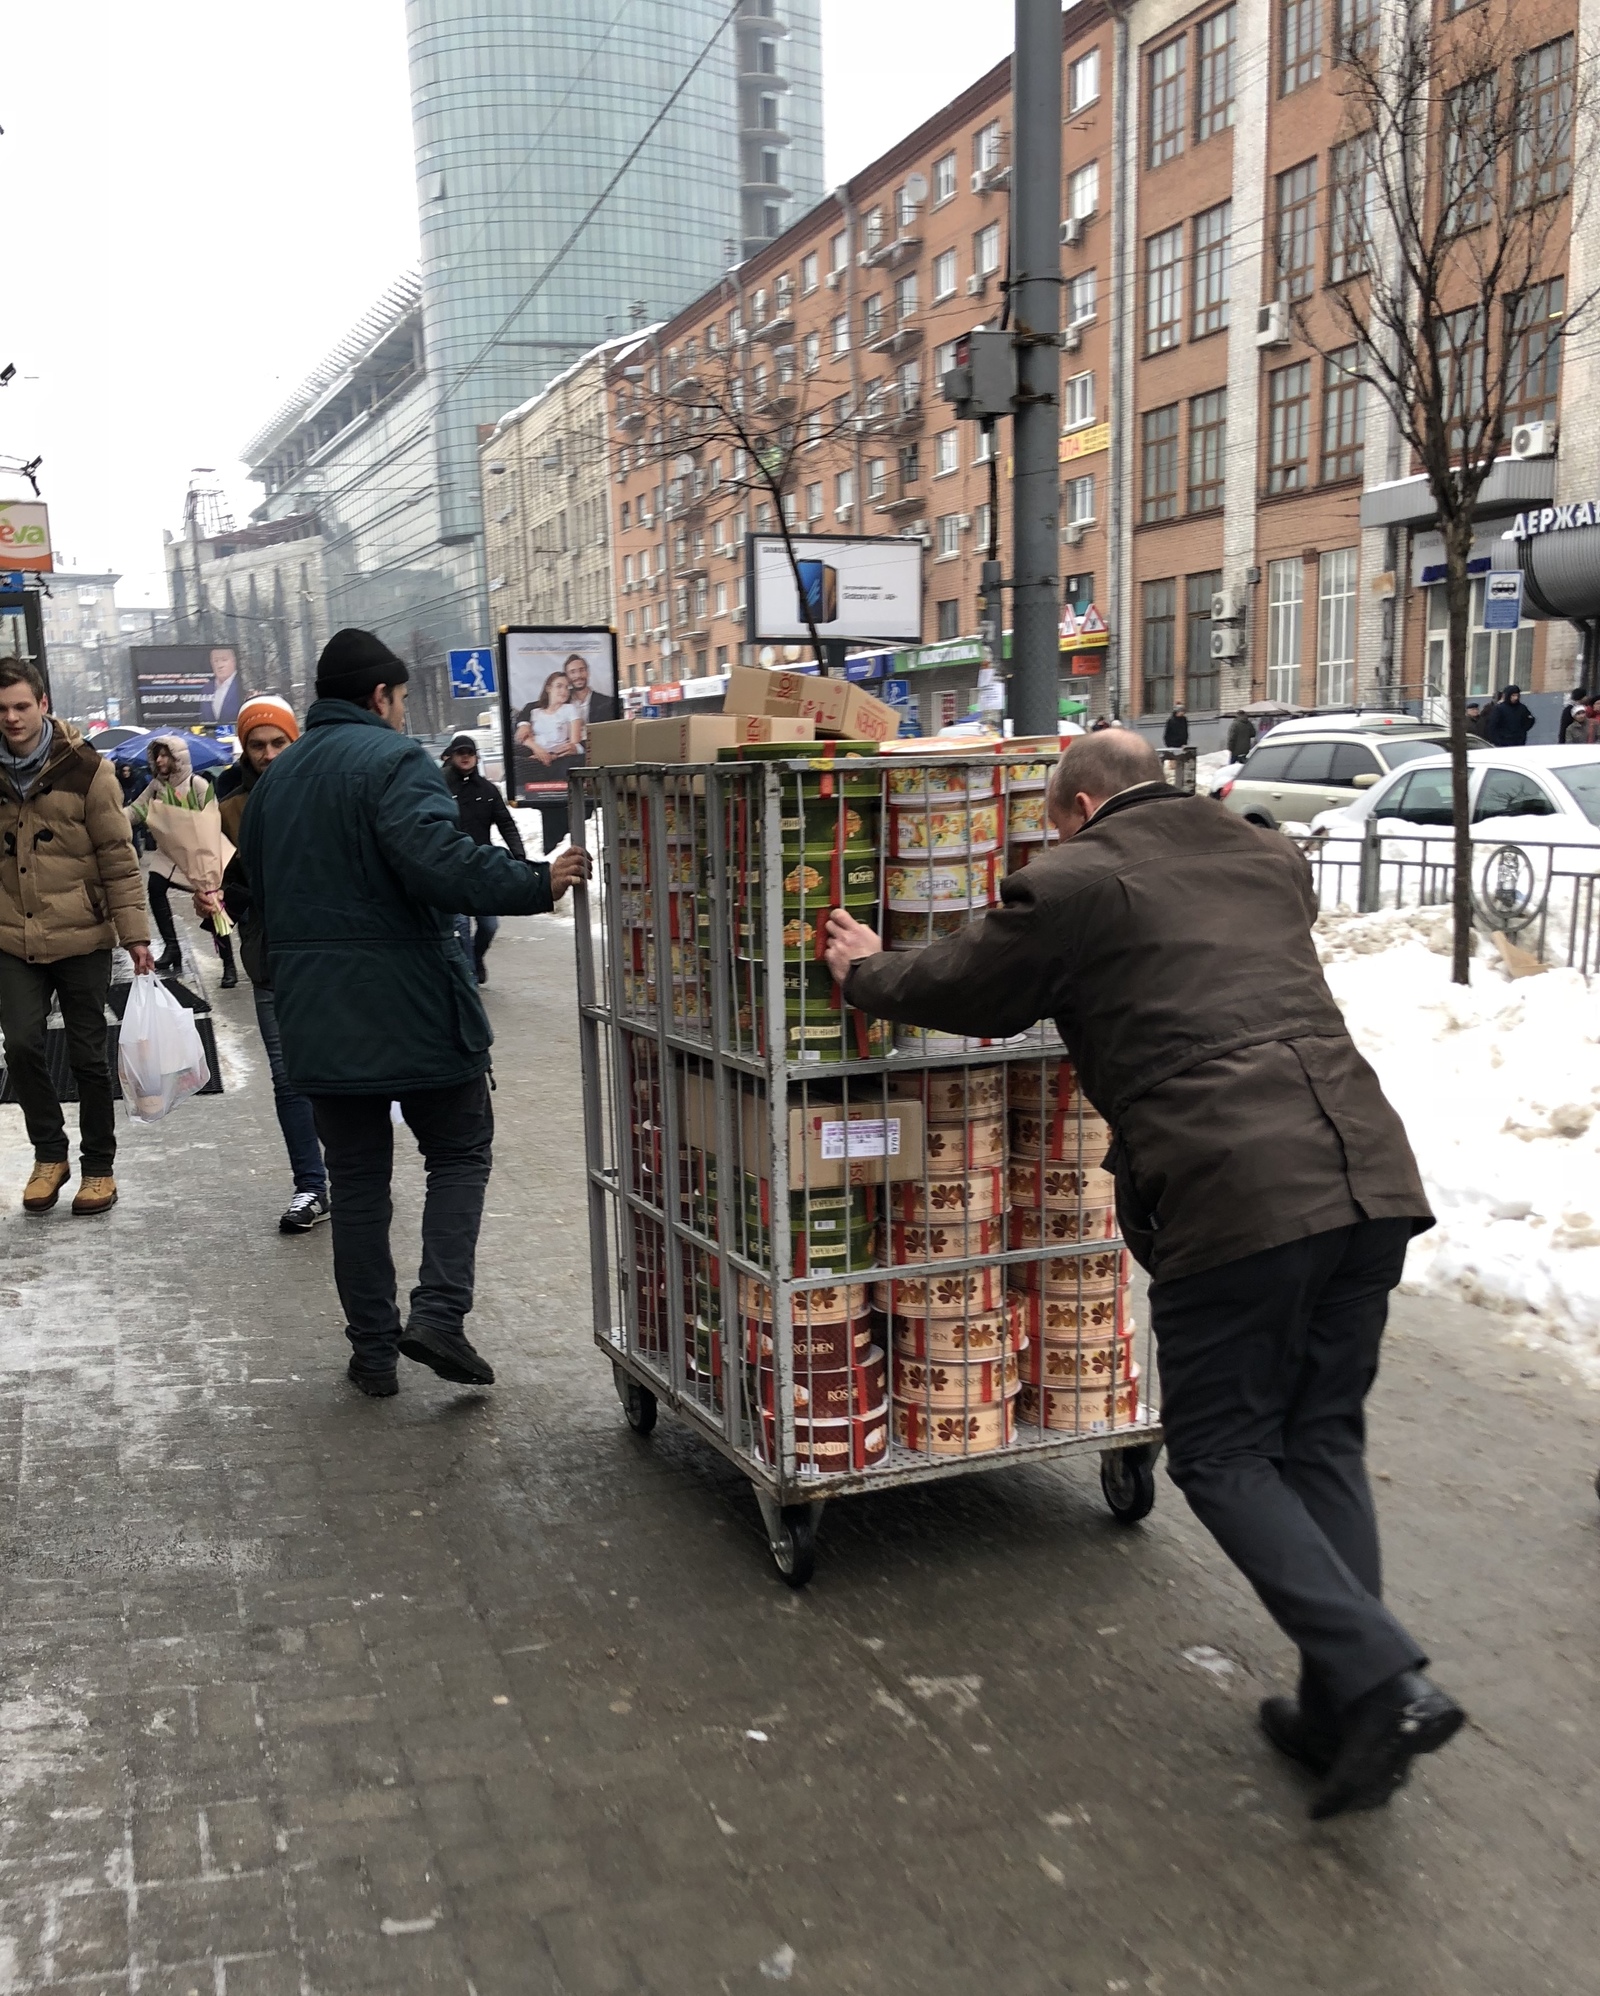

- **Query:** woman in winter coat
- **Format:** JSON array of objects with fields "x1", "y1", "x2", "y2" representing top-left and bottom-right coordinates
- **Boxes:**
[{"x1": 127, "y1": 734, "x2": 236, "y2": 985}]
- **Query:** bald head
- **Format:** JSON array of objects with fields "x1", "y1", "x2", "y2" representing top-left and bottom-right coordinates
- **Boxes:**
[{"x1": 1047, "y1": 732, "x2": 1164, "y2": 828}]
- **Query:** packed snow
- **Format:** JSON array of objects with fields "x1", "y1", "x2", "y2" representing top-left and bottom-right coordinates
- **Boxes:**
[{"x1": 1318, "y1": 905, "x2": 1600, "y2": 1380}]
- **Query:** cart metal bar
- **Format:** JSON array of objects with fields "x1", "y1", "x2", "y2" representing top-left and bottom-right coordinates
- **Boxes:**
[{"x1": 569, "y1": 779, "x2": 613, "y2": 1349}]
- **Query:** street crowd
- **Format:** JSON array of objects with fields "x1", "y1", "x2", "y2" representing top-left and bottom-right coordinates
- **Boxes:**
[{"x1": 0, "y1": 630, "x2": 1470, "y2": 1823}]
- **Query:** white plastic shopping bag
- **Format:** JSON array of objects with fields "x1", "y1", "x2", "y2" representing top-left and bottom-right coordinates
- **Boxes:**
[{"x1": 117, "y1": 973, "x2": 210, "y2": 1123}]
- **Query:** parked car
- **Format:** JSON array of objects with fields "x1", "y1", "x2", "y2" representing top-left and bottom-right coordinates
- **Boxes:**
[
  {"x1": 1217, "y1": 715, "x2": 1456, "y2": 828},
  {"x1": 1309, "y1": 746, "x2": 1600, "y2": 847}
]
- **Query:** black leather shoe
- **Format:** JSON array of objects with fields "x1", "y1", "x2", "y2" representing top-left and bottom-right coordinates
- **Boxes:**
[
  {"x1": 1259, "y1": 1696, "x2": 1339, "y2": 1778},
  {"x1": 155, "y1": 942, "x2": 182, "y2": 975},
  {"x1": 347, "y1": 1357, "x2": 398, "y2": 1398},
  {"x1": 399, "y1": 1323, "x2": 495, "y2": 1386},
  {"x1": 1310, "y1": 1670, "x2": 1465, "y2": 1821}
]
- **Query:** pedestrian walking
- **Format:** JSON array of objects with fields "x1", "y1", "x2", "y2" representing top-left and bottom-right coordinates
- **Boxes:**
[
  {"x1": 440, "y1": 734, "x2": 526, "y2": 986},
  {"x1": 207, "y1": 696, "x2": 330, "y2": 1235},
  {"x1": 824, "y1": 729, "x2": 1462, "y2": 1821},
  {"x1": 0, "y1": 660, "x2": 155, "y2": 1215},
  {"x1": 1163, "y1": 703, "x2": 1189, "y2": 749},
  {"x1": 1226, "y1": 711, "x2": 1256, "y2": 763},
  {"x1": 1557, "y1": 686, "x2": 1589, "y2": 745},
  {"x1": 1563, "y1": 699, "x2": 1594, "y2": 745},
  {"x1": 128, "y1": 735, "x2": 237, "y2": 985},
  {"x1": 1483, "y1": 684, "x2": 1536, "y2": 747},
  {"x1": 243, "y1": 629, "x2": 590, "y2": 1398},
  {"x1": 1466, "y1": 702, "x2": 1488, "y2": 739}
]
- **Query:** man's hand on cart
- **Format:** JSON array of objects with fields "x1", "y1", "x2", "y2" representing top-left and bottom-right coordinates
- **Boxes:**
[
  {"x1": 548, "y1": 847, "x2": 593, "y2": 900},
  {"x1": 824, "y1": 907, "x2": 884, "y2": 985}
]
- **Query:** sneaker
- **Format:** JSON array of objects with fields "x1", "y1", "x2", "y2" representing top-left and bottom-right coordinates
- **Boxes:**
[
  {"x1": 398, "y1": 1322, "x2": 495, "y2": 1386},
  {"x1": 22, "y1": 1160, "x2": 71, "y2": 1213},
  {"x1": 71, "y1": 1175, "x2": 118, "y2": 1216},
  {"x1": 279, "y1": 1189, "x2": 331, "y2": 1234}
]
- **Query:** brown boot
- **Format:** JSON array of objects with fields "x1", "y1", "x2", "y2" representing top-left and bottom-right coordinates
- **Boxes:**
[
  {"x1": 22, "y1": 1161, "x2": 71, "y2": 1213},
  {"x1": 71, "y1": 1175, "x2": 118, "y2": 1216}
]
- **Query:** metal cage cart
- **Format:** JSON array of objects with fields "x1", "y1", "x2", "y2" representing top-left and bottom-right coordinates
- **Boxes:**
[{"x1": 572, "y1": 746, "x2": 1163, "y2": 1586}]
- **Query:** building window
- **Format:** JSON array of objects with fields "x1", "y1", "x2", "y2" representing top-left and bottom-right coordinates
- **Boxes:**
[
  {"x1": 830, "y1": 229, "x2": 849, "y2": 272},
  {"x1": 1149, "y1": 40, "x2": 1186, "y2": 168},
  {"x1": 1187, "y1": 571, "x2": 1222, "y2": 708},
  {"x1": 975, "y1": 222, "x2": 1003, "y2": 274},
  {"x1": 831, "y1": 312, "x2": 850, "y2": 355},
  {"x1": 933, "y1": 249, "x2": 958, "y2": 299},
  {"x1": 799, "y1": 252, "x2": 819, "y2": 295},
  {"x1": 974, "y1": 426, "x2": 994, "y2": 462},
  {"x1": 1317, "y1": 548, "x2": 1357, "y2": 705},
  {"x1": 1142, "y1": 403, "x2": 1180, "y2": 522},
  {"x1": 1065, "y1": 572, "x2": 1094, "y2": 615},
  {"x1": 1443, "y1": 305, "x2": 1486, "y2": 455},
  {"x1": 1142, "y1": 578, "x2": 1177, "y2": 713},
  {"x1": 802, "y1": 330, "x2": 821, "y2": 374},
  {"x1": 1067, "y1": 474, "x2": 1096, "y2": 524},
  {"x1": 805, "y1": 481, "x2": 824, "y2": 523},
  {"x1": 1321, "y1": 348, "x2": 1365, "y2": 480},
  {"x1": 1425, "y1": 579, "x2": 1534, "y2": 699},
  {"x1": 899, "y1": 442, "x2": 921, "y2": 484},
  {"x1": 896, "y1": 183, "x2": 920, "y2": 230},
  {"x1": 1068, "y1": 160, "x2": 1100, "y2": 219},
  {"x1": 715, "y1": 581, "x2": 728, "y2": 616},
  {"x1": 895, "y1": 272, "x2": 918, "y2": 322},
  {"x1": 1506, "y1": 278, "x2": 1565, "y2": 429},
  {"x1": 1274, "y1": 160, "x2": 1319, "y2": 303},
  {"x1": 898, "y1": 360, "x2": 922, "y2": 414},
  {"x1": 835, "y1": 470, "x2": 855, "y2": 517},
  {"x1": 863, "y1": 294, "x2": 884, "y2": 341},
  {"x1": 620, "y1": 502, "x2": 631, "y2": 530},
  {"x1": 1188, "y1": 389, "x2": 1227, "y2": 510},
  {"x1": 975, "y1": 500, "x2": 993, "y2": 547},
  {"x1": 1328, "y1": 134, "x2": 1375, "y2": 281},
  {"x1": 1266, "y1": 361, "x2": 1312, "y2": 492},
  {"x1": 935, "y1": 428, "x2": 960, "y2": 475},
  {"x1": 937, "y1": 513, "x2": 962, "y2": 558},
  {"x1": 974, "y1": 119, "x2": 1003, "y2": 174},
  {"x1": 1069, "y1": 48, "x2": 1101, "y2": 112},
  {"x1": 934, "y1": 151, "x2": 957, "y2": 205},
  {"x1": 625, "y1": 610, "x2": 637, "y2": 643},
  {"x1": 1444, "y1": 78, "x2": 1496, "y2": 234},
  {"x1": 937, "y1": 599, "x2": 962, "y2": 641},
  {"x1": 867, "y1": 458, "x2": 887, "y2": 500},
  {"x1": 1266, "y1": 558, "x2": 1303, "y2": 703},
  {"x1": 1145, "y1": 226, "x2": 1184, "y2": 354},
  {"x1": 1196, "y1": 5, "x2": 1237, "y2": 140},
  {"x1": 1516, "y1": 38, "x2": 1575, "y2": 206},
  {"x1": 1192, "y1": 201, "x2": 1231, "y2": 336},
  {"x1": 1281, "y1": 0, "x2": 1322, "y2": 94},
  {"x1": 1334, "y1": 0, "x2": 1377, "y2": 62},
  {"x1": 1064, "y1": 370, "x2": 1096, "y2": 430},
  {"x1": 864, "y1": 206, "x2": 886, "y2": 251},
  {"x1": 1068, "y1": 269, "x2": 1097, "y2": 325}
]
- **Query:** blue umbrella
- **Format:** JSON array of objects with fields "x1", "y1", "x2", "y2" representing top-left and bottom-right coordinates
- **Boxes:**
[{"x1": 95, "y1": 729, "x2": 235, "y2": 773}]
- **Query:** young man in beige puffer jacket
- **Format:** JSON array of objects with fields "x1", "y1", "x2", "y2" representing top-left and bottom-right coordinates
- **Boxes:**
[{"x1": 0, "y1": 661, "x2": 154, "y2": 1214}]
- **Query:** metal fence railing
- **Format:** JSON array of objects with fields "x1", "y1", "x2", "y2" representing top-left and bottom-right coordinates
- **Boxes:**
[{"x1": 1294, "y1": 822, "x2": 1600, "y2": 977}]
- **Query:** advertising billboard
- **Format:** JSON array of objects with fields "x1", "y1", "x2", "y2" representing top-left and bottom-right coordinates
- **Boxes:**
[
  {"x1": 0, "y1": 500, "x2": 53, "y2": 574},
  {"x1": 747, "y1": 534, "x2": 923, "y2": 644},
  {"x1": 498, "y1": 625, "x2": 619, "y2": 810},
  {"x1": 131, "y1": 645, "x2": 245, "y2": 728}
]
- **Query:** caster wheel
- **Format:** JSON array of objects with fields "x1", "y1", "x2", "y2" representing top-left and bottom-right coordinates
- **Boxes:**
[
  {"x1": 769, "y1": 1504, "x2": 818, "y2": 1587},
  {"x1": 1101, "y1": 1445, "x2": 1157, "y2": 1524},
  {"x1": 614, "y1": 1365, "x2": 657, "y2": 1435}
]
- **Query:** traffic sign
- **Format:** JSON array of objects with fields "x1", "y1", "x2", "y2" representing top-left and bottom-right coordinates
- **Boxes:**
[
  {"x1": 1482, "y1": 572, "x2": 1523, "y2": 631},
  {"x1": 448, "y1": 647, "x2": 497, "y2": 698}
]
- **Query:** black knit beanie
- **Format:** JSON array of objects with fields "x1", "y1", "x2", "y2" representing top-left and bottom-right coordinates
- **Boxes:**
[{"x1": 315, "y1": 628, "x2": 410, "y2": 703}]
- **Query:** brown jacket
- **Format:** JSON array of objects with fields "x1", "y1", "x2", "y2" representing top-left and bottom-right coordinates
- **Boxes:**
[
  {"x1": 0, "y1": 722, "x2": 151, "y2": 962},
  {"x1": 846, "y1": 785, "x2": 1432, "y2": 1281}
]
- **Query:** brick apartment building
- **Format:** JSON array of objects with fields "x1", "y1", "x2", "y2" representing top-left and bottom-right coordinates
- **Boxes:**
[{"x1": 488, "y1": 0, "x2": 1595, "y2": 733}]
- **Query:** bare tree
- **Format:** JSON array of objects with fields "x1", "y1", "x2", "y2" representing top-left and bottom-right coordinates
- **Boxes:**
[
  {"x1": 622, "y1": 315, "x2": 875, "y2": 673},
  {"x1": 1293, "y1": 3, "x2": 1599, "y2": 981}
]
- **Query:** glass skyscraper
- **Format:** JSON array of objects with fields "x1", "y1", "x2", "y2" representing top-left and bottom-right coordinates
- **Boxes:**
[{"x1": 406, "y1": 0, "x2": 824, "y2": 555}]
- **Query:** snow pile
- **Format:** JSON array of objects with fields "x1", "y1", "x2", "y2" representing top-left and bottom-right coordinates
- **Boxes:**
[{"x1": 1317, "y1": 907, "x2": 1600, "y2": 1378}]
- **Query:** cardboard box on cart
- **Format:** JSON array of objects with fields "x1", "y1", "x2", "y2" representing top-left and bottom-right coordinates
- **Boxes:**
[{"x1": 679, "y1": 1069, "x2": 925, "y2": 1192}]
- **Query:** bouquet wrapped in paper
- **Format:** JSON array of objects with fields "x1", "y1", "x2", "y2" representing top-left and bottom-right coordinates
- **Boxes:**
[{"x1": 147, "y1": 795, "x2": 236, "y2": 936}]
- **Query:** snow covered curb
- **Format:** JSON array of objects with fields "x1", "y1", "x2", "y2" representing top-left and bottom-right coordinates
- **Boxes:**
[{"x1": 1318, "y1": 907, "x2": 1600, "y2": 1381}]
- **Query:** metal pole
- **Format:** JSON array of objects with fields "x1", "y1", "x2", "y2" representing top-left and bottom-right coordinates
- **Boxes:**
[{"x1": 1009, "y1": 0, "x2": 1064, "y2": 737}]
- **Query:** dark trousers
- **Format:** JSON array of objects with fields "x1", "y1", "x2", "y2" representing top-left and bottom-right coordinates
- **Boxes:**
[
  {"x1": 147, "y1": 870, "x2": 179, "y2": 949},
  {"x1": 452, "y1": 912, "x2": 500, "y2": 963},
  {"x1": 310, "y1": 1078, "x2": 493, "y2": 1371},
  {"x1": 1152, "y1": 1218, "x2": 1426, "y2": 1718},
  {"x1": 0, "y1": 948, "x2": 116, "y2": 1174},
  {"x1": 252, "y1": 986, "x2": 326, "y2": 1195}
]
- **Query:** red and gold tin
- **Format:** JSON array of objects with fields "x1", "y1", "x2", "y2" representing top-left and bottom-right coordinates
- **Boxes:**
[
  {"x1": 891, "y1": 1344, "x2": 1022, "y2": 1407},
  {"x1": 1016, "y1": 1376, "x2": 1142, "y2": 1434},
  {"x1": 1008, "y1": 1109, "x2": 1114, "y2": 1163},
  {"x1": 1010, "y1": 1248, "x2": 1127, "y2": 1298},
  {"x1": 893, "y1": 1393, "x2": 1018, "y2": 1456},
  {"x1": 884, "y1": 1167, "x2": 1005, "y2": 1224},
  {"x1": 887, "y1": 1216, "x2": 1006, "y2": 1264},
  {"x1": 1008, "y1": 1203, "x2": 1119, "y2": 1249},
  {"x1": 1007, "y1": 1288, "x2": 1127, "y2": 1342},
  {"x1": 873, "y1": 1266, "x2": 1009, "y2": 1318},
  {"x1": 741, "y1": 1314, "x2": 874, "y2": 1368},
  {"x1": 1007, "y1": 1160, "x2": 1118, "y2": 1209},
  {"x1": 888, "y1": 1064, "x2": 1007, "y2": 1121},
  {"x1": 737, "y1": 1275, "x2": 871, "y2": 1325},
  {"x1": 756, "y1": 1403, "x2": 891, "y2": 1473},
  {"x1": 890, "y1": 1306, "x2": 1016, "y2": 1361},
  {"x1": 1019, "y1": 1336, "x2": 1136, "y2": 1387},
  {"x1": 921, "y1": 1115, "x2": 1006, "y2": 1171}
]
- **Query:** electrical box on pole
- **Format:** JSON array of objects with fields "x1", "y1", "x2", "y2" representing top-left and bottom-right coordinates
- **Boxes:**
[{"x1": 940, "y1": 330, "x2": 1016, "y2": 422}]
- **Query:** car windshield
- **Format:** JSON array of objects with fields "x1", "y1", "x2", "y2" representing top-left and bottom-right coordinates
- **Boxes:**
[
  {"x1": 1554, "y1": 763, "x2": 1600, "y2": 826},
  {"x1": 1377, "y1": 737, "x2": 1452, "y2": 768}
]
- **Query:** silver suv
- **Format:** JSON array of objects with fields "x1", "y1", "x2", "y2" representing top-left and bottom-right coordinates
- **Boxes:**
[{"x1": 1219, "y1": 718, "x2": 1455, "y2": 829}]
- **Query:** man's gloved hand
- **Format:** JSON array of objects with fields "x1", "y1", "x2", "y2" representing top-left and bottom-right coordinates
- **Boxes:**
[{"x1": 548, "y1": 847, "x2": 593, "y2": 901}]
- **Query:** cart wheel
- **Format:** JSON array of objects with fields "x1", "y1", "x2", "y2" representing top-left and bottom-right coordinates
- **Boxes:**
[
  {"x1": 1101, "y1": 1445, "x2": 1157, "y2": 1524},
  {"x1": 769, "y1": 1505, "x2": 819, "y2": 1587},
  {"x1": 614, "y1": 1366, "x2": 657, "y2": 1435}
]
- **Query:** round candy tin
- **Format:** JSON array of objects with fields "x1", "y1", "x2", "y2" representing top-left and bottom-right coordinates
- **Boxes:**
[
  {"x1": 893, "y1": 1393, "x2": 1017, "y2": 1457},
  {"x1": 1016, "y1": 1377, "x2": 1142, "y2": 1435},
  {"x1": 891, "y1": 1344, "x2": 1022, "y2": 1407}
]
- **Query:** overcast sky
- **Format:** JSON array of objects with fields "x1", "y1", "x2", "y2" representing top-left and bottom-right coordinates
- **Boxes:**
[{"x1": 3, "y1": 2, "x2": 1016, "y2": 606}]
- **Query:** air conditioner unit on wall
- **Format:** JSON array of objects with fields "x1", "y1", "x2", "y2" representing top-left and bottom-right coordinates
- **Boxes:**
[
  {"x1": 825, "y1": 269, "x2": 841, "y2": 290},
  {"x1": 1064, "y1": 522, "x2": 1087, "y2": 547},
  {"x1": 1210, "y1": 584, "x2": 1246, "y2": 623},
  {"x1": 1510, "y1": 420, "x2": 1558, "y2": 460},
  {"x1": 1211, "y1": 626, "x2": 1246, "y2": 659},
  {"x1": 1255, "y1": 300, "x2": 1290, "y2": 348},
  {"x1": 1061, "y1": 325, "x2": 1082, "y2": 354},
  {"x1": 1061, "y1": 216, "x2": 1085, "y2": 248},
  {"x1": 966, "y1": 273, "x2": 989, "y2": 297}
]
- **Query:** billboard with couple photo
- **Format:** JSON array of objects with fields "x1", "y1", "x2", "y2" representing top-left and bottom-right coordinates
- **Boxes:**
[{"x1": 498, "y1": 625, "x2": 619, "y2": 844}]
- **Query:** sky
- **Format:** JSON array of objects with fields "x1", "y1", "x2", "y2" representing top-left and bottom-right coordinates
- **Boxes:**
[{"x1": 2, "y1": 2, "x2": 1017, "y2": 606}]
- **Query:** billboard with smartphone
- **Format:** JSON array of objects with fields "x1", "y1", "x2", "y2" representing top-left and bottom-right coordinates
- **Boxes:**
[{"x1": 747, "y1": 533, "x2": 923, "y2": 644}]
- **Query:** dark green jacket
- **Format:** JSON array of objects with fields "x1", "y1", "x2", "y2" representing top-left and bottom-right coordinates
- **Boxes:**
[{"x1": 242, "y1": 699, "x2": 553, "y2": 1094}]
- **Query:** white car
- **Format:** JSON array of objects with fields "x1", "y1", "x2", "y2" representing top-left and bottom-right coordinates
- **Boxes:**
[{"x1": 1309, "y1": 746, "x2": 1600, "y2": 848}]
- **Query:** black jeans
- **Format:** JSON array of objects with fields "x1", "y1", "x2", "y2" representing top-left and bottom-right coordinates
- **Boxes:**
[
  {"x1": 0, "y1": 948, "x2": 116, "y2": 1174},
  {"x1": 1152, "y1": 1218, "x2": 1426, "y2": 1718},
  {"x1": 310, "y1": 1077, "x2": 494, "y2": 1372}
]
